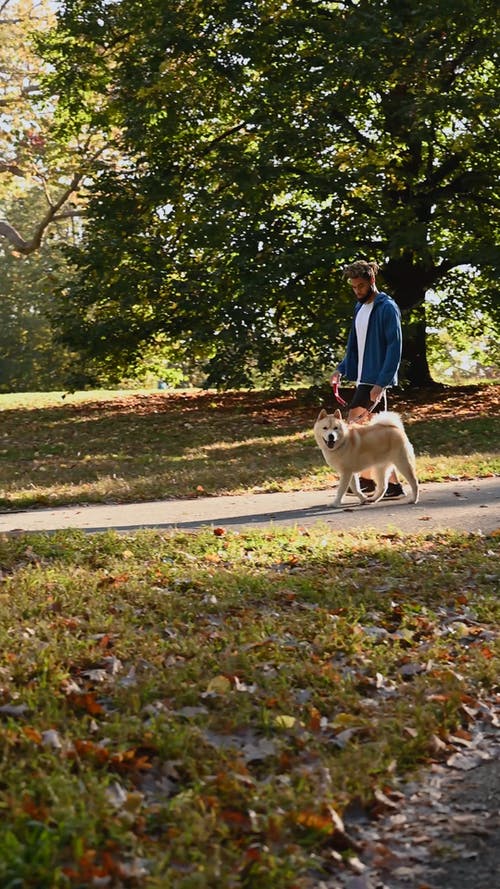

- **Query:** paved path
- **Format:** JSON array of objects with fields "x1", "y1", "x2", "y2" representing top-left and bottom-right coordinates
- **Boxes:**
[{"x1": 1, "y1": 477, "x2": 499, "y2": 535}]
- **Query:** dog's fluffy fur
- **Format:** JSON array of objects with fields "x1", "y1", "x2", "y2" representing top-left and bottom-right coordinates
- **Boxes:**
[{"x1": 314, "y1": 409, "x2": 419, "y2": 507}]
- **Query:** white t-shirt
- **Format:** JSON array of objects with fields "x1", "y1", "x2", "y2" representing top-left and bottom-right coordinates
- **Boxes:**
[{"x1": 355, "y1": 301, "x2": 374, "y2": 383}]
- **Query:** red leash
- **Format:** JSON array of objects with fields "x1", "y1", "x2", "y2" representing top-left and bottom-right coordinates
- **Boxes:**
[
  {"x1": 332, "y1": 381, "x2": 385, "y2": 422},
  {"x1": 332, "y1": 380, "x2": 348, "y2": 406}
]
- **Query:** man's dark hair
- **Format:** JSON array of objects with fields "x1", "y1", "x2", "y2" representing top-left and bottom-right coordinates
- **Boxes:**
[{"x1": 343, "y1": 260, "x2": 380, "y2": 280}]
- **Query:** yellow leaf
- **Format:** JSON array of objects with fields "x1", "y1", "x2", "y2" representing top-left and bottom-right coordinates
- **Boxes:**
[
  {"x1": 273, "y1": 714, "x2": 297, "y2": 728},
  {"x1": 331, "y1": 713, "x2": 362, "y2": 729},
  {"x1": 206, "y1": 675, "x2": 231, "y2": 695}
]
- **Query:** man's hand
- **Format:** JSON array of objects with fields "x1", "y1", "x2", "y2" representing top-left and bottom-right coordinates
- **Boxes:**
[
  {"x1": 370, "y1": 384, "x2": 384, "y2": 404},
  {"x1": 330, "y1": 371, "x2": 341, "y2": 386}
]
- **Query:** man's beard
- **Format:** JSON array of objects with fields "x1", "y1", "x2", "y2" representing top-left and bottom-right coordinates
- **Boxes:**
[{"x1": 357, "y1": 287, "x2": 375, "y2": 304}]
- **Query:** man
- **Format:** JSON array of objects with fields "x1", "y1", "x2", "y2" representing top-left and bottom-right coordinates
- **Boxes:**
[{"x1": 330, "y1": 259, "x2": 404, "y2": 499}]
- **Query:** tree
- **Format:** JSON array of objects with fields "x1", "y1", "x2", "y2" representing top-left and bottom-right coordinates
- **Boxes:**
[
  {"x1": 425, "y1": 268, "x2": 500, "y2": 382},
  {"x1": 0, "y1": 0, "x2": 111, "y2": 255},
  {"x1": 40, "y1": 0, "x2": 500, "y2": 387},
  {"x1": 0, "y1": 1, "x2": 130, "y2": 390},
  {"x1": 0, "y1": 188, "x2": 79, "y2": 391}
]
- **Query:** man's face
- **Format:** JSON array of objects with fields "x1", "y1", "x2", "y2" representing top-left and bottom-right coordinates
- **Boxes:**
[{"x1": 349, "y1": 275, "x2": 373, "y2": 301}]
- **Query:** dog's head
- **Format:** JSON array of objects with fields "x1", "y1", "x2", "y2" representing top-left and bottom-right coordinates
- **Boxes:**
[{"x1": 314, "y1": 408, "x2": 345, "y2": 450}]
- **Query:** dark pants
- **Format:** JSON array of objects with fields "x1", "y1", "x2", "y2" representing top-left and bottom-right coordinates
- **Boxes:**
[{"x1": 348, "y1": 384, "x2": 387, "y2": 414}]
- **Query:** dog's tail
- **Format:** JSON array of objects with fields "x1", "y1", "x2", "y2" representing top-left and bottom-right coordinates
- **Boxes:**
[{"x1": 370, "y1": 411, "x2": 404, "y2": 429}]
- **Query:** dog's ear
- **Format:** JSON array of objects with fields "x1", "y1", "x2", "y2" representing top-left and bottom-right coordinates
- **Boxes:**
[
  {"x1": 334, "y1": 409, "x2": 342, "y2": 419},
  {"x1": 317, "y1": 409, "x2": 328, "y2": 420}
]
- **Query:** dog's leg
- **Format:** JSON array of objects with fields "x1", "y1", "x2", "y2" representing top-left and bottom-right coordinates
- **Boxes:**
[
  {"x1": 369, "y1": 467, "x2": 390, "y2": 503},
  {"x1": 396, "y1": 452, "x2": 419, "y2": 503},
  {"x1": 333, "y1": 473, "x2": 367, "y2": 507},
  {"x1": 349, "y1": 473, "x2": 368, "y2": 505},
  {"x1": 333, "y1": 473, "x2": 365, "y2": 507}
]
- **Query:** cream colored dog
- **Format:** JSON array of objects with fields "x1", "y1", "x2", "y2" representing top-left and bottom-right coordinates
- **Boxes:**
[{"x1": 314, "y1": 409, "x2": 419, "y2": 507}]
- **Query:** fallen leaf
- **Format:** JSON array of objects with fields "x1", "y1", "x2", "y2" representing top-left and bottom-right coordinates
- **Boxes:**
[
  {"x1": 42, "y1": 729, "x2": 63, "y2": 750},
  {"x1": 273, "y1": 714, "x2": 297, "y2": 729},
  {"x1": 446, "y1": 752, "x2": 485, "y2": 770},
  {"x1": 97, "y1": 573, "x2": 129, "y2": 588},
  {"x1": 295, "y1": 810, "x2": 333, "y2": 832},
  {"x1": 206, "y1": 675, "x2": 232, "y2": 695},
  {"x1": 21, "y1": 795, "x2": 48, "y2": 821},
  {"x1": 106, "y1": 781, "x2": 128, "y2": 809},
  {"x1": 68, "y1": 692, "x2": 105, "y2": 716},
  {"x1": 0, "y1": 704, "x2": 29, "y2": 718},
  {"x1": 22, "y1": 726, "x2": 42, "y2": 744}
]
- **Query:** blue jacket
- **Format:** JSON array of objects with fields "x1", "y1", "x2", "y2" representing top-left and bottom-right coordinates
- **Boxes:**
[{"x1": 337, "y1": 291, "x2": 402, "y2": 388}]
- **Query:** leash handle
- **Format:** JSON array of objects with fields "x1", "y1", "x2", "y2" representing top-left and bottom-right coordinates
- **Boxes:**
[
  {"x1": 332, "y1": 380, "x2": 348, "y2": 406},
  {"x1": 357, "y1": 390, "x2": 386, "y2": 421}
]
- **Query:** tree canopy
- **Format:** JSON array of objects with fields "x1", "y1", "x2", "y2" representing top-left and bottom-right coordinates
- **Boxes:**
[{"x1": 38, "y1": 0, "x2": 499, "y2": 387}]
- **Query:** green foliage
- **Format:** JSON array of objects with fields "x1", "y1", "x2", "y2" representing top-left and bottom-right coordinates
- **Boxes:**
[
  {"x1": 426, "y1": 269, "x2": 500, "y2": 381},
  {"x1": 39, "y1": 0, "x2": 500, "y2": 387}
]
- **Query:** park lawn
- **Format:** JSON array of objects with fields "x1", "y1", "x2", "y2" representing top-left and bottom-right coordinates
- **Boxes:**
[
  {"x1": 0, "y1": 384, "x2": 499, "y2": 510},
  {"x1": 0, "y1": 524, "x2": 498, "y2": 887}
]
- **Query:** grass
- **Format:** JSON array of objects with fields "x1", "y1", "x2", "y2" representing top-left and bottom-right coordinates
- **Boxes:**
[
  {"x1": 0, "y1": 384, "x2": 499, "y2": 510},
  {"x1": 0, "y1": 384, "x2": 498, "y2": 885},
  {"x1": 0, "y1": 524, "x2": 498, "y2": 887}
]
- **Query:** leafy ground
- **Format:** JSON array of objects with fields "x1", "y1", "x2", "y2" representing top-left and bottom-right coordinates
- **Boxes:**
[
  {"x1": 0, "y1": 384, "x2": 498, "y2": 886},
  {"x1": 0, "y1": 384, "x2": 499, "y2": 510},
  {"x1": 0, "y1": 524, "x2": 498, "y2": 887}
]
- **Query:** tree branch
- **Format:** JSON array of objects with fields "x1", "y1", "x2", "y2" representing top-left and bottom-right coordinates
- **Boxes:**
[
  {"x1": 177, "y1": 121, "x2": 248, "y2": 184},
  {"x1": 199, "y1": 121, "x2": 248, "y2": 156},
  {"x1": 0, "y1": 159, "x2": 24, "y2": 177},
  {"x1": 0, "y1": 219, "x2": 31, "y2": 251},
  {"x1": 52, "y1": 209, "x2": 86, "y2": 222},
  {"x1": 329, "y1": 109, "x2": 373, "y2": 148},
  {"x1": 429, "y1": 169, "x2": 491, "y2": 202},
  {"x1": 0, "y1": 173, "x2": 83, "y2": 254},
  {"x1": 0, "y1": 143, "x2": 106, "y2": 255}
]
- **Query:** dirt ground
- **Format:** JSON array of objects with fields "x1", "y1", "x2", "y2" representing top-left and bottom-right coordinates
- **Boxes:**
[
  {"x1": 94, "y1": 382, "x2": 500, "y2": 426},
  {"x1": 229, "y1": 382, "x2": 499, "y2": 424},
  {"x1": 334, "y1": 699, "x2": 500, "y2": 889}
]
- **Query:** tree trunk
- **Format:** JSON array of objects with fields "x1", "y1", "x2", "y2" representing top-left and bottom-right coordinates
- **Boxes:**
[
  {"x1": 401, "y1": 306, "x2": 436, "y2": 388},
  {"x1": 383, "y1": 257, "x2": 438, "y2": 389}
]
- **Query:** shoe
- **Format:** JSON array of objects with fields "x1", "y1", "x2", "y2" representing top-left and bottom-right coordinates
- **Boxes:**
[
  {"x1": 347, "y1": 477, "x2": 376, "y2": 494},
  {"x1": 359, "y1": 477, "x2": 376, "y2": 493},
  {"x1": 383, "y1": 482, "x2": 404, "y2": 499}
]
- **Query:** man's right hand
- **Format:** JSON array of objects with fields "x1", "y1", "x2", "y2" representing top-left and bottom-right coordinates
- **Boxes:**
[{"x1": 330, "y1": 371, "x2": 341, "y2": 386}]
